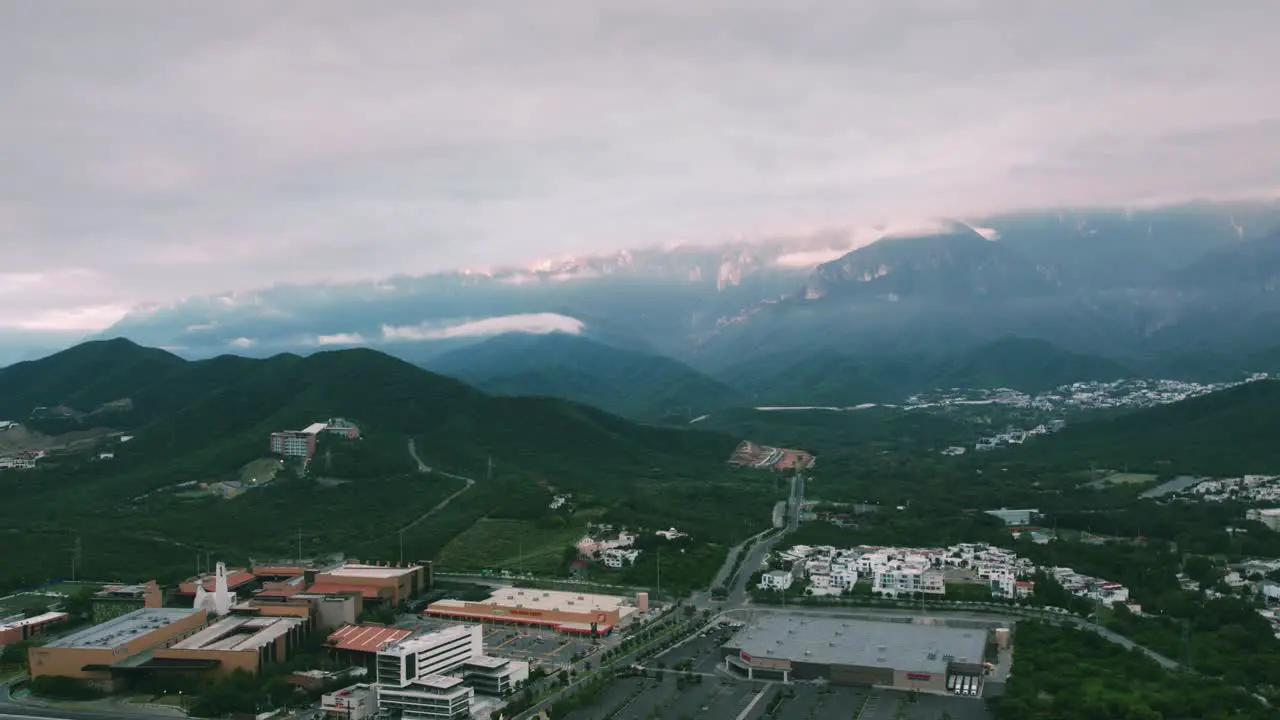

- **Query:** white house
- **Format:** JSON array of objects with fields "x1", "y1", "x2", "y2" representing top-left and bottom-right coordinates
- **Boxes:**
[
  {"x1": 759, "y1": 570, "x2": 793, "y2": 592},
  {"x1": 601, "y1": 549, "x2": 641, "y2": 569}
]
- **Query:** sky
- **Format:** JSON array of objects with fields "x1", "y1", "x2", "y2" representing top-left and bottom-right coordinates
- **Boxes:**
[{"x1": 2, "y1": 0, "x2": 1279, "y2": 337}]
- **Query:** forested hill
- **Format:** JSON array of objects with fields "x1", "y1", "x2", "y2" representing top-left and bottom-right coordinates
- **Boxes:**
[
  {"x1": 1031, "y1": 379, "x2": 1280, "y2": 475},
  {"x1": 424, "y1": 332, "x2": 745, "y2": 421},
  {"x1": 1, "y1": 338, "x2": 740, "y2": 492}
]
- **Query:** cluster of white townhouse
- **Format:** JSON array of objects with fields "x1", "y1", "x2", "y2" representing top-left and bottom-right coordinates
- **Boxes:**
[
  {"x1": 576, "y1": 530, "x2": 640, "y2": 569},
  {"x1": 0, "y1": 450, "x2": 45, "y2": 470},
  {"x1": 773, "y1": 544, "x2": 947, "y2": 598},
  {"x1": 773, "y1": 542, "x2": 1130, "y2": 606},
  {"x1": 943, "y1": 543, "x2": 1037, "y2": 600},
  {"x1": 1188, "y1": 475, "x2": 1280, "y2": 504},
  {"x1": 1050, "y1": 566, "x2": 1131, "y2": 607}
]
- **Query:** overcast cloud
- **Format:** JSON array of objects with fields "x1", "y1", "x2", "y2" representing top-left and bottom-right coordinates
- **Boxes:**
[{"x1": 2, "y1": 0, "x2": 1279, "y2": 334}]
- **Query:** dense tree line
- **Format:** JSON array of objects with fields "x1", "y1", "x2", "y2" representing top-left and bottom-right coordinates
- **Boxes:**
[{"x1": 990, "y1": 622, "x2": 1269, "y2": 720}]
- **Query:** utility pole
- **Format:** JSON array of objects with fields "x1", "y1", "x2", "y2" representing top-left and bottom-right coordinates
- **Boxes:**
[
  {"x1": 297, "y1": 528, "x2": 302, "y2": 565},
  {"x1": 72, "y1": 536, "x2": 82, "y2": 581},
  {"x1": 399, "y1": 529, "x2": 405, "y2": 566},
  {"x1": 487, "y1": 456, "x2": 493, "y2": 481},
  {"x1": 657, "y1": 549, "x2": 662, "y2": 599}
]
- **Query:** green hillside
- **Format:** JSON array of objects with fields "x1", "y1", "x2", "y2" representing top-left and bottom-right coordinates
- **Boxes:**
[
  {"x1": 1033, "y1": 379, "x2": 1280, "y2": 475},
  {"x1": 0, "y1": 339, "x2": 773, "y2": 595},
  {"x1": 425, "y1": 332, "x2": 745, "y2": 421},
  {"x1": 0, "y1": 338, "x2": 186, "y2": 419}
]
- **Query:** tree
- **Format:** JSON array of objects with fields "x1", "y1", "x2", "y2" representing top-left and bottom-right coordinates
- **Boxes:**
[{"x1": 62, "y1": 587, "x2": 95, "y2": 619}]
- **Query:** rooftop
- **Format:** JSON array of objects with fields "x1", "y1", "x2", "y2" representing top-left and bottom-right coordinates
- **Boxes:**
[
  {"x1": 45, "y1": 608, "x2": 203, "y2": 650},
  {"x1": 381, "y1": 625, "x2": 475, "y2": 656},
  {"x1": 480, "y1": 587, "x2": 635, "y2": 615},
  {"x1": 301, "y1": 422, "x2": 329, "y2": 435},
  {"x1": 321, "y1": 563, "x2": 421, "y2": 580},
  {"x1": 727, "y1": 615, "x2": 987, "y2": 674},
  {"x1": 415, "y1": 674, "x2": 464, "y2": 690},
  {"x1": 463, "y1": 655, "x2": 510, "y2": 669},
  {"x1": 328, "y1": 624, "x2": 414, "y2": 653},
  {"x1": 177, "y1": 568, "x2": 256, "y2": 594},
  {"x1": 0, "y1": 611, "x2": 67, "y2": 631},
  {"x1": 171, "y1": 615, "x2": 304, "y2": 652}
]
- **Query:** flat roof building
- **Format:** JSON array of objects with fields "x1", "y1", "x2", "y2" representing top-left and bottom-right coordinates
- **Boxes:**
[
  {"x1": 151, "y1": 615, "x2": 308, "y2": 678},
  {"x1": 426, "y1": 588, "x2": 638, "y2": 635},
  {"x1": 91, "y1": 581, "x2": 164, "y2": 624},
  {"x1": 721, "y1": 615, "x2": 990, "y2": 695},
  {"x1": 310, "y1": 563, "x2": 427, "y2": 606},
  {"x1": 0, "y1": 612, "x2": 68, "y2": 646},
  {"x1": 28, "y1": 608, "x2": 208, "y2": 689}
]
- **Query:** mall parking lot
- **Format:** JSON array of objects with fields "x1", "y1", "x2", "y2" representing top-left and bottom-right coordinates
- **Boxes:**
[{"x1": 481, "y1": 626, "x2": 597, "y2": 669}]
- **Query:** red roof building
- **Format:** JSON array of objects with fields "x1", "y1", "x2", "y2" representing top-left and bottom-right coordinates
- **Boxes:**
[{"x1": 326, "y1": 624, "x2": 413, "y2": 653}]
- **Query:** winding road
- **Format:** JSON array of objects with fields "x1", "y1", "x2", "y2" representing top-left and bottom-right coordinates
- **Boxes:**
[{"x1": 397, "y1": 439, "x2": 477, "y2": 533}]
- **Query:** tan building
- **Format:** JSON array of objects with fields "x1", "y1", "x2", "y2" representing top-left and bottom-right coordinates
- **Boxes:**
[
  {"x1": 308, "y1": 563, "x2": 427, "y2": 606},
  {"x1": 426, "y1": 588, "x2": 638, "y2": 635},
  {"x1": 151, "y1": 615, "x2": 309, "y2": 679},
  {"x1": 28, "y1": 608, "x2": 207, "y2": 690}
]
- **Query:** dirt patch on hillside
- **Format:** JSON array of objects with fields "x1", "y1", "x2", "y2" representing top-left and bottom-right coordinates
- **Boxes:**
[{"x1": 0, "y1": 424, "x2": 120, "y2": 454}]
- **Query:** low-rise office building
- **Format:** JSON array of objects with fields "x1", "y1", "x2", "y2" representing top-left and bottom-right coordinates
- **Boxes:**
[
  {"x1": 309, "y1": 563, "x2": 427, "y2": 606},
  {"x1": 27, "y1": 608, "x2": 208, "y2": 690},
  {"x1": 426, "y1": 587, "x2": 637, "y2": 635},
  {"x1": 0, "y1": 612, "x2": 68, "y2": 646},
  {"x1": 150, "y1": 615, "x2": 309, "y2": 678}
]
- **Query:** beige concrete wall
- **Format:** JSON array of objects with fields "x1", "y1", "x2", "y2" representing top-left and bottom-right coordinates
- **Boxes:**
[{"x1": 29, "y1": 610, "x2": 208, "y2": 684}]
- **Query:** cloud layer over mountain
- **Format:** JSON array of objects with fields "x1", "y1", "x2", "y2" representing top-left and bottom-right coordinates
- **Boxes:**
[{"x1": 3, "y1": 1, "x2": 1279, "y2": 340}]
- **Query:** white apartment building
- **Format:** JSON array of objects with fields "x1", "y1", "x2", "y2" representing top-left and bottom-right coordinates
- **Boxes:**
[
  {"x1": 872, "y1": 566, "x2": 945, "y2": 597},
  {"x1": 759, "y1": 570, "x2": 794, "y2": 592}
]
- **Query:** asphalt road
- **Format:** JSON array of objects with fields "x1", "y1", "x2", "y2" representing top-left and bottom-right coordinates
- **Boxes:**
[{"x1": 719, "y1": 473, "x2": 804, "y2": 607}]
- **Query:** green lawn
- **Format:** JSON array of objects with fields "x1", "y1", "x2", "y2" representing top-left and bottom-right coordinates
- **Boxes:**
[
  {"x1": 37, "y1": 581, "x2": 105, "y2": 596},
  {"x1": 435, "y1": 518, "x2": 581, "y2": 575}
]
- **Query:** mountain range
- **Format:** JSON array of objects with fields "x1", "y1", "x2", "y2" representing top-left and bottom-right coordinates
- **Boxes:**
[{"x1": 0, "y1": 339, "x2": 738, "y2": 488}]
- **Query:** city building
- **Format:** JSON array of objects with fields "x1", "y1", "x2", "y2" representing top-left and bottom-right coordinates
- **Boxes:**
[
  {"x1": 0, "y1": 612, "x2": 68, "y2": 646},
  {"x1": 91, "y1": 581, "x2": 164, "y2": 624},
  {"x1": 327, "y1": 624, "x2": 414, "y2": 671},
  {"x1": 270, "y1": 431, "x2": 318, "y2": 459},
  {"x1": 27, "y1": 608, "x2": 208, "y2": 690},
  {"x1": 308, "y1": 563, "x2": 428, "y2": 606},
  {"x1": 270, "y1": 420, "x2": 361, "y2": 459},
  {"x1": 426, "y1": 588, "x2": 638, "y2": 635},
  {"x1": 721, "y1": 615, "x2": 991, "y2": 694},
  {"x1": 375, "y1": 626, "x2": 482, "y2": 719},
  {"x1": 322, "y1": 683, "x2": 378, "y2": 720},
  {"x1": 984, "y1": 508, "x2": 1040, "y2": 526},
  {"x1": 459, "y1": 655, "x2": 528, "y2": 696},
  {"x1": 147, "y1": 615, "x2": 308, "y2": 678},
  {"x1": 377, "y1": 674, "x2": 473, "y2": 720}
]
